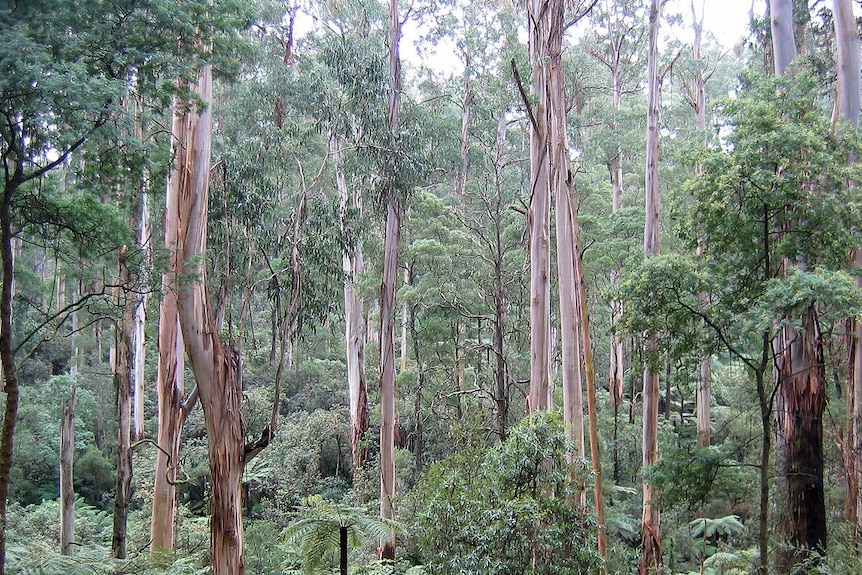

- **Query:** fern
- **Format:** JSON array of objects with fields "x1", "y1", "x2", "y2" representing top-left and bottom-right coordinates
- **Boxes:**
[
  {"x1": 281, "y1": 495, "x2": 406, "y2": 575},
  {"x1": 689, "y1": 515, "x2": 745, "y2": 540}
]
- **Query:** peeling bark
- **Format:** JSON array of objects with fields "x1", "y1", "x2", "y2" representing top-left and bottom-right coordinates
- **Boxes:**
[
  {"x1": 776, "y1": 305, "x2": 827, "y2": 569},
  {"x1": 150, "y1": 103, "x2": 192, "y2": 550},
  {"x1": 172, "y1": 65, "x2": 246, "y2": 575},
  {"x1": 379, "y1": 0, "x2": 402, "y2": 559}
]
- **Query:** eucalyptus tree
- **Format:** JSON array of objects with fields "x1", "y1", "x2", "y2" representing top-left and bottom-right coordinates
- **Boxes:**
[
  {"x1": 305, "y1": 0, "x2": 391, "y2": 473},
  {"x1": 0, "y1": 2, "x2": 241, "y2": 572},
  {"x1": 523, "y1": 0, "x2": 553, "y2": 414},
  {"x1": 640, "y1": 1, "x2": 664, "y2": 572},
  {"x1": 767, "y1": 1, "x2": 834, "y2": 568},
  {"x1": 831, "y1": 0, "x2": 861, "y2": 528},
  {"x1": 623, "y1": 71, "x2": 862, "y2": 575},
  {"x1": 379, "y1": 0, "x2": 404, "y2": 559}
]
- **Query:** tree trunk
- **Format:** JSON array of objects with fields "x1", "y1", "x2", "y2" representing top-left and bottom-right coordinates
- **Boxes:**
[
  {"x1": 133, "y1": 102, "x2": 151, "y2": 443},
  {"x1": 575, "y1": 206, "x2": 608, "y2": 559},
  {"x1": 379, "y1": 0, "x2": 402, "y2": 559},
  {"x1": 0, "y1": 180, "x2": 21, "y2": 575},
  {"x1": 692, "y1": 0, "x2": 711, "y2": 449},
  {"x1": 379, "y1": 200, "x2": 399, "y2": 561},
  {"x1": 492, "y1": 111, "x2": 510, "y2": 441},
  {"x1": 606, "y1": 7, "x2": 625, "y2": 413},
  {"x1": 111, "y1": 252, "x2": 134, "y2": 559},
  {"x1": 754, "y1": 355, "x2": 772, "y2": 575},
  {"x1": 60, "y1": 387, "x2": 76, "y2": 556},
  {"x1": 150, "y1": 101, "x2": 192, "y2": 552},
  {"x1": 150, "y1": 312, "x2": 188, "y2": 552},
  {"x1": 409, "y1": 305, "x2": 425, "y2": 476},
  {"x1": 833, "y1": 0, "x2": 861, "y2": 528},
  {"x1": 527, "y1": 0, "x2": 552, "y2": 414},
  {"x1": 776, "y1": 305, "x2": 827, "y2": 569},
  {"x1": 333, "y1": 132, "x2": 369, "y2": 473},
  {"x1": 400, "y1": 270, "x2": 408, "y2": 375},
  {"x1": 545, "y1": 0, "x2": 585, "y2": 500},
  {"x1": 770, "y1": 0, "x2": 798, "y2": 76},
  {"x1": 172, "y1": 64, "x2": 246, "y2": 575},
  {"x1": 833, "y1": 0, "x2": 860, "y2": 130},
  {"x1": 340, "y1": 525, "x2": 348, "y2": 575},
  {"x1": 640, "y1": 1, "x2": 663, "y2": 572}
]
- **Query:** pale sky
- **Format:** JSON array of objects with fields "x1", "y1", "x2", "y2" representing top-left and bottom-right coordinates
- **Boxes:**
[
  {"x1": 671, "y1": 0, "x2": 765, "y2": 47},
  {"x1": 694, "y1": 0, "x2": 763, "y2": 46}
]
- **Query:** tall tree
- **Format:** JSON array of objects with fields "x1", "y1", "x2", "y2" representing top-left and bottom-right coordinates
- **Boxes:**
[
  {"x1": 525, "y1": 0, "x2": 552, "y2": 414},
  {"x1": 641, "y1": 1, "x2": 664, "y2": 572},
  {"x1": 132, "y1": 95, "x2": 151, "y2": 444},
  {"x1": 150, "y1": 110, "x2": 194, "y2": 555},
  {"x1": 832, "y1": 0, "x2": 861, "y2": 529},
  {"x1": 768, "y1": 1, "x2": 829, "y2": 568},
  {"x1": 111, "y1": 247, "x2": 135, "y2": 559},
  {"x1": 171, "y1": 64, "x2": 247, "y2": 574},
  {"x1": 0, "y1": 2, "x2": 212, "y2": 570},
  {"x1": 690, "y1": 0, "x2": 712, "y2": 449},
  {"x1": 379, "y1": 0, "x2": 403, "y2": 560},
  {"x1": 333, "y1": 131, "x2": 369, "y2": 473}
]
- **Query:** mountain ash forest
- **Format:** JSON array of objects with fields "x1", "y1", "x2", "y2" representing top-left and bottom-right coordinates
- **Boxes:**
[{"x1": 7, "y1": 0, "x2": 862, "y2": 574}]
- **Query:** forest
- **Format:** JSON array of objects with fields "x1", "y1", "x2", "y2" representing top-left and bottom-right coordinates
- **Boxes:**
[{"x1": 2, "y1": 0, "x2": 862, "y2": 574}]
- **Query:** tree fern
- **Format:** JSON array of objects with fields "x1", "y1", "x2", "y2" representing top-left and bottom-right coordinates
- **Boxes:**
[
  {"x1": 281, "y1": 495, "x2": 405, "y2": 575},
  {"x1": 689, "y1": 515, "x2": 745, "y2": 540}
]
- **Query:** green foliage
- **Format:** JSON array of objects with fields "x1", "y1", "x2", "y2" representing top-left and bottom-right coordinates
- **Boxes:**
[
  {"x1": 406, "y1": 413, "x2": 600, "y2": 575},
  {"x1": 623, "y1": 68, "x2": 862, "y2": 374},
  {"x1": 249, "y1": 409, "x2": 351, "y2": 513},
  {"x1": 647, "y1": 445, "x2": 752, "y2": 512},
  {"x1": 5, "y1": 498, "x2": 112, "y2": 574}
]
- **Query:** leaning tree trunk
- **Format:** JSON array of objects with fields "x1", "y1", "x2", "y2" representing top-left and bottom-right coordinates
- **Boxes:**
[
  {"x1": 640, "y1": 1, "x2": 663, "y2": 573},
  {"x1": 172, "y1": 64, "x2": 246, "y2": 575},
  {"x1": 379, "y1": 0, "x2": 402, "y2": 560},
  {"x1": 573, "y1": 190, "x2": 608, "y2": 559}
]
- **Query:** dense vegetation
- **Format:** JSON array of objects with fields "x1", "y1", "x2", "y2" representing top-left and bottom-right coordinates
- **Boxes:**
[{"x1": 2, "y1": 0, "x2": 862, "y2": 574}]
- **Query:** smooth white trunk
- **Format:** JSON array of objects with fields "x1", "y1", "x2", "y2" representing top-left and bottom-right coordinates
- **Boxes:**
[{"x1": 527, "y1": 0, "x2": 552, "y2": 413}]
